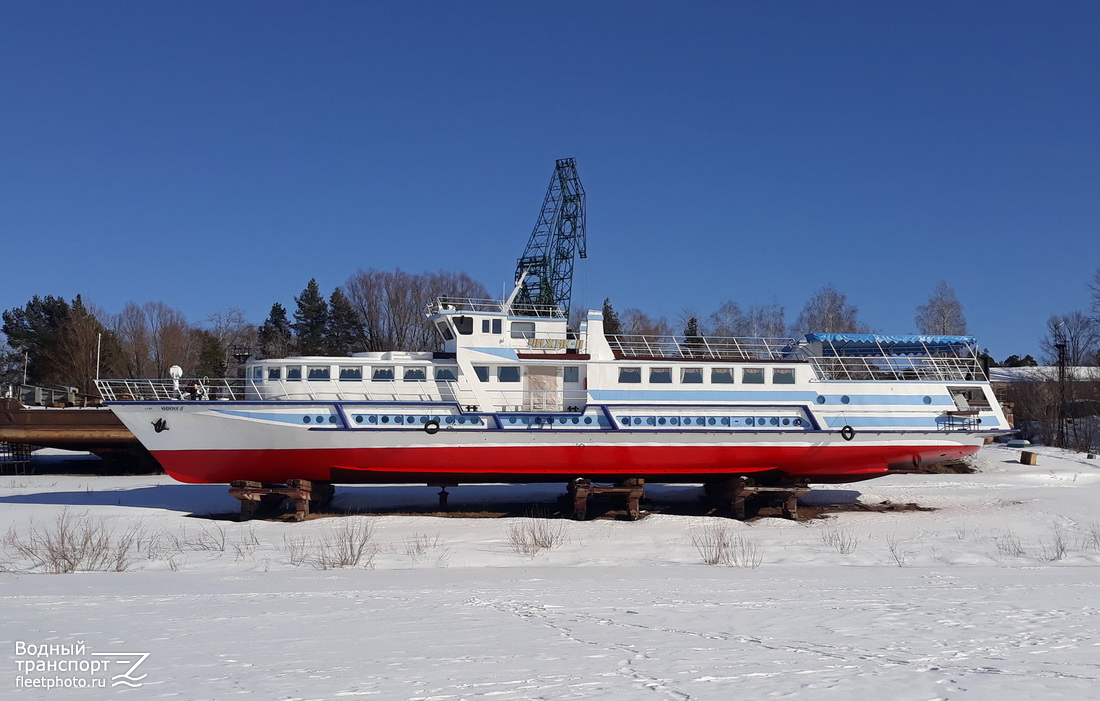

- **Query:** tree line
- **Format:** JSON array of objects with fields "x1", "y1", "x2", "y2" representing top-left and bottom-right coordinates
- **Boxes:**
[
  {"x1": 0, "y1": 269, "x2": 487, "y2": 394},
  {"x1": 5, "y1": 271, "x2": 1097, "y2": 396}
]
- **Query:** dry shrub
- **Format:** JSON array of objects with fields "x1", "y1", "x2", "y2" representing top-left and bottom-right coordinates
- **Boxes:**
[
  {"x1": 821, "y1": 521, "x2": 859, "y2": 555},
  {"x1": 1, "y1": 510, "x2": 144, "y2": 574},
  {"x1": 284, "y1": 518, "x2": 378, "y2": 569},
  {"x1": 508, "y1": 508, "x2": 568, "y2": 557},
  {"x1": 690, "y1": 522, "x2": 762, "y2": 568}
]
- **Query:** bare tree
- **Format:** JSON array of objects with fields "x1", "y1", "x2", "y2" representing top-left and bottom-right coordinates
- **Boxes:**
[
  {"x1": 794, "y1": 284, "x2": 867, "y2": 336},
  {"x1": 621, "y1": 308, "x2": 671, "y2": 336},
  {"x1": 707, "y1": 301, "x2": 742, "y2": 337},
  {"x1": 112, "y1": 302, "x2": 196, "y2": 378},
  {"x1": 916, "y1": 281, "x2": 967, "y2": 335},
  {"x1": 345, "y1": 269, "x2": 489, "y2": 351},
  {"x1": 1041, "y1": 312, "x2": 1099, "y2": 366}
]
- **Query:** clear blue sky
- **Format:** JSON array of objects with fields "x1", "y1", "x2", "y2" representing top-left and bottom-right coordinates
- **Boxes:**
[{"x1": 2, "y1": 1, "x2": 1098, "y2": 362}]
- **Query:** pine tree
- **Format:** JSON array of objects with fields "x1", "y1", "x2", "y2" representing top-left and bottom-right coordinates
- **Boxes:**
[
  {"x1": 326, "y1": 287, "x2": 364, "y2": 356},
  {"x1": 258, "y1": 303, "x2": 294, "y2": 359},
  {"x1": 602, "y1": 298, "x2": 623, "y2": 336},
  {"x1": 683, "y1": 316, "x2": 705, "y2": 355},
  {"x1": 293, "y1": 279, "x2": 329, "y2": 356}
]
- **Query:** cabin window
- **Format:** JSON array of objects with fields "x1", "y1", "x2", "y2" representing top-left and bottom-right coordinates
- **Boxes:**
[
  {"x1": 511, "y1": 321, "x2": 536, "y2": 339},
  {"x1": 498, "y1": 366, "x2": 521, "y2": 383},
  {"x1": 482, "y1": 320, "x2": 490, "y2": 333},
  {"x1": 404, "y1": 367, "x2": 427, "y2": 381},
  {"x1": 650, "y1": 367, "x2": 672, "y2": 384},
  {"x1": 619, "y1": 367, "x2": 642, "y2": 384},
  {"x1": 681, "y1": 367, "x2": 703, "y2": 384},
  {"x1": 948, "y1": 386, "x2": 991, "y2": 409},
  {"x1": 308, "y1": 366, "x2": 331, "y2": 380},
  {"x1": 435, "y1": 321, "x2": 454, "y2": 341},
  {"x1": 773, "y1": 368, "x2": 796, "y2": 384},
  {"x1": 454, "y1": 316, "x2": 473, "y2": 335},
  {"x1": 473, "y1": 366, "x2": 490, "y2": 382},
  {"x1": 743, "y1": 367, "x2": 765, "y2": 384},
  {"x1": 372, "y1": 366, "x2": 395, "y2": 381},
  {"x1": 249, "y1": 366, "x2": 263, "y2": 379},
  {"x1": 434, "y1": 366, "x2": 458, "y2": 381},
  {"x1": 286, "y1": 366, "x2": 302, "y2": 381},
  {"x1": 563, "y1": 366, "x2": 580, "y2": 383},
  {"x1": 710, "y1": 367, "x2": 734, "y2": 384},
  {"x1": 267, "y1": 367, "x2": 281, "y2": 380},
  {"x1": 492, "y1": 319, "x2": 502, "y2": 334},
  {"x1": 339, "y1": 366, "x2": 363, "y2": 381}
]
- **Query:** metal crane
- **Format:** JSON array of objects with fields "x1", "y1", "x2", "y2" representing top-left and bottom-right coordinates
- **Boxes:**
[{"x1": 513, "y1": 158, "x2": 586, "y2": 317}]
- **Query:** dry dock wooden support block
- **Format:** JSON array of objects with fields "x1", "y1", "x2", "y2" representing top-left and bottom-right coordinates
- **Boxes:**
[{"x1": 1020, "y1": 451, "x2": 1038, "y2": 465}]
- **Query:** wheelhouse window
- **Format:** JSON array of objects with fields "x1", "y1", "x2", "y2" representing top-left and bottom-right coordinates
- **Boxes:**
[
  {"x1": 434, "y1": 366, "x2": 458, "y2": 381},
  {"x1": 619, "y1": 367, "x2": 642, "y2": 384},
  {"x1": 743, "y1": 367, "x2": 765, "y2": 384},
  {"x1": 372, "y1": 366, "x2": 395, "y2": 381},
  {"x1": 249, "y1": 366, "x2": 263, "y2": 379},
  {"x1": 435, "y1": 321, "x2": 454, "y2": 341},
  {"x1": 681, "y1": 367, "x2": 703, "y2": 384},
  {"x1": 307, "y1": 366, "x2": 331, "y2": 380},
  {"x1": 498, "y1": 366, "x2": 521, "y2": 383},
  {"x1": 511, "y1": 321, "x2": 536, "y2": 339},
  {"x1": 710, "y1": 367, "x2": 734, "y2": 384},
  {"x1": 563, "y1": 366, "x2": 580, "y2": 383},
  {"x1": 473, "y1": 366, "x2": 490, "y2": 382},
  {"x1": 286, "y1": 366, "x2": 302, "y2": 381},
  {"x1": 454, "y1": 316, "x2": 473, "y2": 335},
  {"x1": 403, "y1": 367, "x2": 427, "y2": 381},
  {"x1": 339, "y1": 366, "x2": 363, "y2": 381},
  {"x1": 650, "y1": 367, "x2": 672, "y2": 384},
  {"x1": 267, "y1": 367, "x2": 281, "y2": 380},
  {"x1": 773, "y1": 368, "x2": 796, "y2": 384}
]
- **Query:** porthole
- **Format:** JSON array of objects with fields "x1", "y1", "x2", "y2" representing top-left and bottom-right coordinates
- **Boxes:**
[
  {"x1": 508, "y1": 417, "x2": 517, "y2": 424},
  {"x1": 381, "y1": 416, "x2": 390, "y2": 424},
  {"x1": 303, "y1": 416, "x2": 311, "y2": 424},
  {"x1": 721, "y1": 417, "x2": 730, "y2": 426},
  {"x1": 317, "y1": 416, "x2": 325, "y2": 424},
  {"x1": 328, "y1": 416, "x2": 337, "y2": 424},
  {"x1": 746, "y1": 418, "x2": 755, "y2": 426},
  {"x1": 572, "y1": 417, "x2": 580, "y2": 425},
  {"x1": 770, "y1": 418, "x2": 779, "y2": 426},
  {"x1": 794, "y1": 418, "x2": 802, "y2": 426},
  {"x1": 841, "y1": 395, "x2": 851, "y2": 404},
  {"x1": 368, "y1": 415, "x2": 378, "y2": 424},
  {"x1": 584, "y1": 417, "x2": 593, "y2": 424},
  {"x1": 354, "y1": 415, "x2": 363, "y2": 424},
  {"x1": 444, "y1": 417, "x2": 455, "y2": 424},
  {"x1": 782, "y1": 418, "x2": 790, "y2": 426},
  {"x1": 923, "y1": 396, "x2": 932, "y2": 405},
  {"x1": 816, "y1": 395, "x2": 827, "y2": 404}
]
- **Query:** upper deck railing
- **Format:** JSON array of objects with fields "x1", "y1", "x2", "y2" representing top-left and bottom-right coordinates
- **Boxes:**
[
  {"x1": 607, "y1": 334, "x2": 798, "y2": 361},
  {"x1": 806, "y1": 355, "x2": 985, "y2": 382},
  {"x1": 426, "y1": 297, "x2": 565, "y2": 318}
]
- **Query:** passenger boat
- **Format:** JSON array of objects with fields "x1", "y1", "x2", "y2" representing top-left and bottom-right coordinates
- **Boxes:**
[{"x1": 96, "y1": 293, "x2": 1011, "y2": 492}]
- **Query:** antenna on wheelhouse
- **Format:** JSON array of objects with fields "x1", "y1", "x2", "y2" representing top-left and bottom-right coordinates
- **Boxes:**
[{"x1": 513, "y1": 158, "x2": 586, "y2": 318}]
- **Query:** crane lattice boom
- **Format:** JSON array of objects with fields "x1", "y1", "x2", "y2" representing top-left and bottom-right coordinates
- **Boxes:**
[{"x1": 513, "y1": 158, "x2": 586, "y2": 317}]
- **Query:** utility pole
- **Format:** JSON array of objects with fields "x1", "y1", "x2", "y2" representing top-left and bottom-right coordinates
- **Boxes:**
[{"x1": 1054, "y1": 324, "x2": 1067, "y2": 448}]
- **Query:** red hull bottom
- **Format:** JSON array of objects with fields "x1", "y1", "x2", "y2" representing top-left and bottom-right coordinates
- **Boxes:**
[{"x1": 153, "y1": 443, "x2": 980, "y2": 485}]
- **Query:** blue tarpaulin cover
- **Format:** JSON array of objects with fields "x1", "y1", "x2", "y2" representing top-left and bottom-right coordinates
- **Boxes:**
[{"x1": 805, "y1": 333, "x2": 977, "y2": 356}]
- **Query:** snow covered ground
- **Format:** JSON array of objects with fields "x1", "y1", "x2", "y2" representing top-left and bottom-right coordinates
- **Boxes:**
[{"x1": 3, "y1": 444, "x2": 1100, "y2": 699}]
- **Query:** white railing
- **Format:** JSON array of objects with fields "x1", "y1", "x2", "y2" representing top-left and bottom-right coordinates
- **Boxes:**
[
  {"x1": 426, "y1": 297, "x2": 565, "y2": 318},
  {"x1": 607, "y1": 335, "x2": 798, "y2": 361},
  {"x1": 94, "y1": 378, "x2": 582, "y2": 412},
  {"x1": 807, "y1": 355, "x2": 985, "y2": 382}
]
